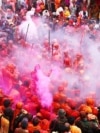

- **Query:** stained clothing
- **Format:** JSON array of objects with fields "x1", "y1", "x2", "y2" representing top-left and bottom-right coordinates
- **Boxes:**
[
  {"x1": 14, "y1": 127, "x2": 29, "y2": 133},
  {"x1": 0, "y1": 114, "x2": 10, "y2": 133},
  {"x1": 49, "y1": 116, "x2": 68, "y2": 133},
  {"x1": 70, "y1": 125, "x2": 82, "y2": 133}
]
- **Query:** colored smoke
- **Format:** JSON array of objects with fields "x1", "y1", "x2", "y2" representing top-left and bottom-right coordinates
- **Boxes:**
[{"x1": 35, "y1": 65, "x2": 53, "y2": 107}]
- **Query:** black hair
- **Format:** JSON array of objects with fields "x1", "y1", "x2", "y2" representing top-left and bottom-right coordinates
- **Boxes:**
[
  {"x1": 68, "y1": 116, "x2": 75, "y2": 125},
  {"x1": 3, "y1": 107, "x2": 13, "y2": 121},
  {"x1": 23, "y1": 80, "x2": 30, "y2": 87},
  {"x1": 33, "y1": 130, "x2": 40, "y2": 133},
  {"x1": 21, "y1": 118, "x2": 28, "y2": 129},
  {"x1": 3, "y1": 99, "x2": 11, "y2": 108},
  {"x1": 32, "y1": 117, "x2": 40, "y2": 126},
  {"x1": 64, "y1": 123, "x2": 70, "y2": 132}
]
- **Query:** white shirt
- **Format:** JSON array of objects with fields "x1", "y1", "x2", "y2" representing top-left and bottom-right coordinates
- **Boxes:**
[
  {"x1": 79, "y1": 10, "x2": 88, "y2": 18},
  {"x1": 0, "y1": 0, "x2": 2, "y2": 7}
]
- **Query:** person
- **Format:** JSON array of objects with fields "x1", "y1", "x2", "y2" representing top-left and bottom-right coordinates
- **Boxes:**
[
  {"x1": 2, "y1": 63, "x2": 19, "y2": 93},
  {"x1": 0, "y1": 107, "x2": 13, "y2": 133},
  {"x1": 64, "y1": 122, "x2": 71, "y2": 133},
  {"x1": 87, "y1": 113, "x2": 100, "y2": 133},
  {"x1": 55, "y1": 0, "x2": 61, "y2": 10},
  {"x1": 73, "y1": 54, "x2": 84, "y2": 72},
  {"x1": 49, "y1": 108, "x2": 68, "y2": 133},
  {"x1": 31, "y1": 116, "x2": 41, "y2": 132},
  {"x1": 48, "y1": 0, "x2": 56, "y2": 12},
  {"x1": 0, "y1": 0, "x2": 2, "y2": 8},
  {"x1": 14, "y1": 117, "x2": 29, "y2": 133},
  {"x1": 40, "y1": 118, "x2": 50, "y2": 132},
  {"x1": 12, "y1": 102, "x2": 28, "y2": 132},
  {"x1": 52, "y1": 40, "x2": 61, "y2": 61},
  {"x1": 69, "y1": 0, "x2": 77, "y2": 17},
  {"x1": 79, "y1": 7, "x2": 88, "y2": 19},
  {"x1": 33, "y1": 130, "x2": 40, "y2": 133},
  {"x1": 63, "y1": 51, "x2": 72, "y2": 68},
  {"x1": 88, "y1": 0, "x2": 99, "y2": 20},
  {"x1": 75, "y1": 111, "x2": 93, "y2": 133},
  {"x1": 27, "y1": 113, "x2": 34, "y2": 133},
  {"x1": 53, "y1": 84, "x2": 67, "y2": 105},
  {"x1": 68, "y1": 116, "x2": 82, "y2": 133},
  {"x1": 63, "y1": 6, "x2": 71, "y2": 19}
]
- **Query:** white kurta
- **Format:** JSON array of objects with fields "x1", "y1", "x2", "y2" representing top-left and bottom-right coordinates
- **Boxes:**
[{"x1": 0, "y1": 0, "x2": 2, "y2": 7}]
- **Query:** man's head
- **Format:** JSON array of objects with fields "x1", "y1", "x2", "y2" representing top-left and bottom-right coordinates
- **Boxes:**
[{"x1": 57, "y1": 109, "x2": 66, "y2": 118}]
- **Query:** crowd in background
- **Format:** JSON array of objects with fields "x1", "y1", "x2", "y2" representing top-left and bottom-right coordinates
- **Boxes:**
[
  {"x1": 0, "y1": 0, "x2": 99, "y2": 51},
  {"x1": 0, "y1": 0, "x2": 100, "y2": 39}
]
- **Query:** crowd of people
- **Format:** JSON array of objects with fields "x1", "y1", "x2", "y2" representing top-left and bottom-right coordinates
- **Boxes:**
[{"x1": 0, "y1": 0, "x2": 100, "y2": 133}]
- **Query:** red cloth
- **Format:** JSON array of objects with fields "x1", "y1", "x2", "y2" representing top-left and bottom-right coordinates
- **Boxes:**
[
  {"x1": 96, "y1": 0, "x2": 100, "y2": 5},
  {"x1": 52, "y1": 102, "x2": 61, "y2": 112},
  {"x1": 71, "y1": 110, "x2": 79, "y2": 118},
  {"x1": 40, "y1": 109, "x2": 51, "y2": 120},
  {"x1": 40, "y1": 119, "x2": 50, "y2": 130}
]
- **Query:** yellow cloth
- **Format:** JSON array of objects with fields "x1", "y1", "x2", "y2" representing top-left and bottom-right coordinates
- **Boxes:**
[
  {"x1": 70, "y1": 125, "x2": 82, "y2": 133},
  {"x1": 64, "y1": 10, "x2": 70, "y2": 18},
  {"x1": 0, "y1": 116, "x2": 9, "y2": 133}
]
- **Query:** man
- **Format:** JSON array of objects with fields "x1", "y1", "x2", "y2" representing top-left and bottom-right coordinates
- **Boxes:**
[
  {"x1": 0, "y1": 108, "x2": 13, "y2": 133},
  {"x1": 49, "y1": 108, "x2": 68, "y2": 133},
  {"x1": 0, "y1": 0, "x2": 2, "y2": 8},
  {"x1": 68, "y1": 116, "x2": 82, "y2": 133},
  {"x1": 14, "y1": 118, "x2": 29, "y2": 133}
]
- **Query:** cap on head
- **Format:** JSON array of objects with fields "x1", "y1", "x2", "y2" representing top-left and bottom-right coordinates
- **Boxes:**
[{"x1": 16, "y1": 102, "x2": 23, "y2": 109}]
